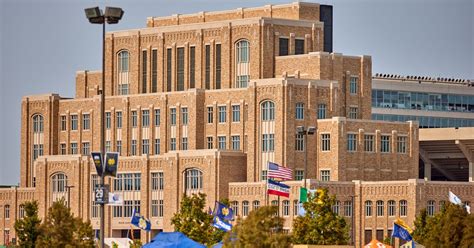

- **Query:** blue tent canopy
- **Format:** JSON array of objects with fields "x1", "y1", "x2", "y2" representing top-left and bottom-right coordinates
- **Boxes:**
[{"x1": 142, "y1": 232, "x2": 206, "y2": 248}]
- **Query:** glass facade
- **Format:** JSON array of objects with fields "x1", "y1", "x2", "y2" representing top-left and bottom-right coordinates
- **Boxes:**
[{"x1": 372, "y1": 114, "x2": 474, "y2": 128}]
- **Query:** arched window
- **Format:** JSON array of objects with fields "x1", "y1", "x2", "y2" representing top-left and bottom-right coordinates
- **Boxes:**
[
  {"x1": 388, "y1": 200, "x2": 396, "y2": 216},
  {"x1": 118, "y1": 50, "x2": 129, "y2": 73},
  {"x1": 231, "y1": 201, "x2": 239, "y2": 217},
  {"x1": 32, "y1": 114, "x2": 44, "y2": 133},
  {"x1": 118, "y1": 50, "x2": 130, "y2": 95},
  {"x1": 242, "y1": 201, "x2": 249, "y2": 217},
  {"x1": 235, "y1": 40, "x2": 250, "y2": 88},
  {"x1": 427, "y1": 200, "x2": 435, "y2": 216},
  {"x1": 376, "y1": 200, "x2": 384, "y2": 216},
  {"x1": 365, "y1": 200, "x2": 373, "y2": 217},
  {"x1": 184, "y1": 169, "x2": 203, "y2": 191},
  {"x1": 399, "y1": 200, "x2": 407, "y2": 217},
  {"x1": 253, "y1": 200, "x2": 260, "y2": 211},
  {"x1": 51, "y1": 173, "x2": 67, "y2": 193},
  {"x1": 261, "y1": 101, "x2": 275, "y2": 121},
  {"x1": 282, "y1": 200, "x2": 290, "y2": 216}
]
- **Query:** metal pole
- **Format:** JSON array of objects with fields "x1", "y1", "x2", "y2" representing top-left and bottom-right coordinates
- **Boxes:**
[
  {"x1": 303, "y1": 132, "x2": 308, "y2": 190},
  {"x1": 99, "y1": 19, "x2": 106, "y2": 248}
]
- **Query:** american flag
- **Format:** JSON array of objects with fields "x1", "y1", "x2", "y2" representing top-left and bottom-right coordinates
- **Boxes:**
[{"x1": 268, "y1": 162, "x2": 293, "y2": 181}]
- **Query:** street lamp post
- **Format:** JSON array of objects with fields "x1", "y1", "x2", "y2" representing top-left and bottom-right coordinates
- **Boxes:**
[
  {"x1": 84, "y1": 6, "x2": 124, "y2": 248},
  {"x1": 296, "y1": 126, "x2": 316, "y2": 190},
  {"x1": 65, "y1": 185, "x2": 74, "y2": 208}
]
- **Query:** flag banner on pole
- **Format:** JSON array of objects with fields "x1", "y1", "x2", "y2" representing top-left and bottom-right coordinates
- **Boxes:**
[
  {"x1": 449, "y1": 191, "x2": 462, "y2": 205},
  {"x1": 392, "y1": 223, "x2": 413, "y2": 241},
  {"x1": 213, "y1": 201, "x2": 234, "y2": 221},
  {"x1": 394, "y1": 218, "x2": 413, "y2": 233},
  {"x1": 268, "y1": 162, "x2": 293, "y2": 181},
  {"x1": 297, "y1": 202, "x2": 306, "y2": 216},
  {"x1": 299, "y1": 187, "x2": 308, "y2": 203},
  {"x1": 130, "y1": 209, "x2": 151, "y2": 231},
  {"x1": 104, "y1": 152, "x2": 119, "y2": 177},
  {"x1": 107, "y1": 192, "x2": 123, "y2": 206},
  {"x1": 91, "y1": 152, "x2": 104, "y2": 176},
  {"x1": 213, "y1": 215, "x2": 232, "y2": 232},
  {"x1": 267, "y1": 179, "x2": 290, "y2": 197}
]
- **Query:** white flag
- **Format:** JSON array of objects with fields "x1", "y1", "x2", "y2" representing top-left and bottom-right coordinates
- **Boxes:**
[
  {"x1": 108, "y1": 192, "x2": 123, "y2": 206},
  {"x1": 466, "y1": 205, "x2": 471, "y2": 214},
  {"x1": 449, "y1": 191, "x2": 462, "y2": 205}
]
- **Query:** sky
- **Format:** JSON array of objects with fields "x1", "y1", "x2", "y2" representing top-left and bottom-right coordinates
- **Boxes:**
[{"x1": 0, "y1": 0, "x2": 472, "y2": 185}]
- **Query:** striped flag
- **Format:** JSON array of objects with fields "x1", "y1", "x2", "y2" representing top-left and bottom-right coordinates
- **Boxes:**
[
  {"x1": 267, "y1": 179, "x2": 290, "y2": 197},
  {"x1": 268, "y1": 162, "x2": 293, "y2": 181}
]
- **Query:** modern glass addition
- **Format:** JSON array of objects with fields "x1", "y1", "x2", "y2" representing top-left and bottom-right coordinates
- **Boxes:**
[{"x1": 372, "y1": 113, "x2": 474, "y2": 128}]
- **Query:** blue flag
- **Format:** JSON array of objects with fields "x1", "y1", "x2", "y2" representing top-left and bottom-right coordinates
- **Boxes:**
[
  {"x1": 130, "y1": 209, "x2": 151, "y2": 231},
  {"x1": 392, "y1": 223, "x2": 412, "y2": 241},
  {"x1": 213, "y1": 215, "x2": 232, "y2": 232},
  {"x1": 214, "y1": 201, "x2": 234, "y2": 221}
]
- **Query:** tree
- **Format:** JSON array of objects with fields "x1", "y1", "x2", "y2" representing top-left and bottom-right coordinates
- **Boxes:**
[
  {"x1": 460, "y1": 213, "x2": 474, "y2": 248},
  {"x1": 292, "y1": 188, "x2": 349, "y2": 245},
  {"x1": 35, "y1": 198, "x2": 94, "y2": 247},
  {"x1": 14, "y1": 201, "x2": 42, "y2": 248},
  {"x1": 412, "y1": 208, "x2": 431, "y2": 243},
  {"x1": 223, "y1": 206, "x2": 290, "y2": 248},
  {"x1": 171, "y1": 193, "x2": 224, "y2": 246}
]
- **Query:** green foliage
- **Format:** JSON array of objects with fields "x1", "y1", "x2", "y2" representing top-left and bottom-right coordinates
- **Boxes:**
[
  {"x1": 171, "y1": 193, "x2": 224, "y2": 246},
  {"x1": 223, "y1": 206, "x2": 290, "y2": 248},
  {"x1": 129, "y1": 239, "x2": 142, "y2": 248},
  {"x1": 292, "y1": 188, "x2": 349, "y2": 245},
  {"x1": 412, "y1": 203, "x2": 473, "y2": 248},
  {"x1": 382, "y1": 236, "x2": 392, "y2": 245},
  {"x1": 35, "y1": 198, "x2": 94, "y2": 247},
  {"x1": 14, "y1": 201, "x2": 42, "y2": 248}
]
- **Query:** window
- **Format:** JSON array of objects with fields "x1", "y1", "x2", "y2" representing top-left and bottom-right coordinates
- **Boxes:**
[
  {"x1": 207, "y1": 137, "x2": 214, "y2": 149},
  {"x1": 118, "y1": 50, "x2": 129, "y2": 72},
  {"x1": 150, "y1": 49, "x2": 157, "y2": 93},
  {"x1": 295, "y1": 39, "x2": 305, "y2": 55},
  {"x1": 105, "y1": 112, "x2": 111, "y2": 129},
  {"x1": 51, "y1": 173, "x2": 67, "y2": 193},
  {"x1": 296, "y1": 103, "x2": 304, "y2": 120},
  {"x1": 231, "y1": 201, "x2": 238, "y2": 216},
  {"x1": 279, "y1": 37, "x2": 289, "y2": 56},
  {"x1": 142, "y1": 50, "x2": 148, "y2": 93},
  {"x1": 33, "y1": 144, "x2": 43, "y2": 159},
  {"x1": 142, "y1": 110, "x2": 150, "y2": 127},
  {"x1": 70, "y1": 142, "x2": 78, "y2": 154},
  {"x1": 397, "y1": 136, "x2": 407, "y2": 153},
  {"x1": 344, "y1": 201, "x2": 353, "y2": 217},
  {"x1": 295, "y1": 170, "x2": 304, "y2": 180},
  {"x1": 321, "y1": 134, "x2": 331, "y2": 151},
  {"x1": 332, "y1": 200, "x2": 340, "y2": 215},
  {"x1": 207, "y1": 107, "x2": 213, "y2": 123},
  {"x1": 232, "y1": 105, "x2": 240, "y2": 122},
  {"x1": 19, "y1": 205, "x2": 25, "y2": 218},
  {"x1": 427, "y1": 200, "x2": 435, "y2": 216},
  {"x1": 235, "y1": 40, "x2": 250, "y2": 88},
  {"x1": 376, "y1": 200, "x2": 384, "y2": 216},
  {"x1": 215, "y1": 44, "x2": 221, "y2": 89},
  {"x1": 381, "y1": 135, "x2": 391, "y2": 153},
  {"x1": 170, "y1": 138, "x2": 176, "y2": 151},
  {"x1": 116, "y1": 112, "x2": 122, "y2": 129},
  {"x1": 218, "y1": 136, "x2": 226, "y2": 150},
  {"x1": 190, "y1": 46, "x2": 195, "y2": 88},
  {"x1": 116, "y1": 141, "x2": 122, "y2": 155},
  {"x1": 151, "y1": 172, "x2": 164, "y2": 191},
  {"x1": 320, "y1": 170, "x2": 330, "y2": 181},
  {"x1": 205, "y1": 45, "x2": 210, "y2": 89},
  {"x1": 185, "y1": 169, "x2": 203, "y2": 190},
  {"x1": 170, "y1": 108, "x2": 176, "y2": 125},
  {"x1": 253, "y1": 200, "x2": 260, "y2": 211},
  {"x1": 118, "y1": 50, "x2": 130, "y2": 95},
  {"x1": 118, "y1": 83, "x2": 129, "y2": 95},
  {"x1": 106, "y1": 141, "x2": 111, "y2": 152},
  {"x1": 236, "y1": 76, "x2": 249, "y2": 89},
  {"x1": 60, "y1": 143, "x2": 66, "y2": 155},
  {"x1": 293, "y1": 200, "x2": 299, "y2": 216},
  {"x1": 113, "y1": 206, "x2": 123, "y2": 218},
  {"x1": 154, "y1": 139, "x2": 160, "y2": 154},
  {"x1": 5, "y1": 205, "x2": 10, "y2": 219},
  {"x1": 364, "y1": 135, "x2": 374, "y2": 152},
  {"x1": 388, "y1": 200, "x2": 396, "y2": 217},
  {"x1": 142, "y1": 139, "x2": 149, "y2": 155},
  {"x1": 242, "y1": 201, "x2": 249, "y2": 217},
  {"x1": 283, "y1": 200, "x2": 290, "y2": 216},
  {"x1": 131, "y1": 111, "x2": 137, "y2": 127},
  {"x1": 218, "y1": 106, "x2": 226, "y2": 123},
  {"x1": 117, "y1": 173, "x2": 141, "y2": 191},
  {"x1": 295, "y1": 134, "x2": 304, "y2": 151},
  {"x1": 262, "y1": 134, "x2": 275, "y2": 152},
  {"x1": 83, "y1": 114, "x2": 90, "y2": 130},
  {"x1": 61, "y1": 115, "x2": 66, "y2": 131},
  {"x1": 350, "y1": 77, "x2": 358, "y2": 94},
  {"x1": 318, "y1": 104, "x2": 326, "y2": 119},
  {"x1": 347, "y1": 133, "x2": 357, "y2": 151},
  {"x1": 399, "y1": 200, "x2": 407, "y2": 217},
  {"x1": 261, "y1": 170, "x2": 267, "y2": 181},
  {"x1": 177, "y1": 47, "x2": 185, "y2": 91},
  {"x1": 231, "y1": 135, "x2": 240, "y2": 150},
  {"x1": 166, "y1": 48, "x2": 172, "y2": 92},
  {"x1": 71, "y1": 115, "x2": 78, "y2": 130},
  {"x1": 82, "y1": 142, "x2": 90, "y2": 155},
  {"x1": 182, "y1": 137, "x2": 188, "y2": 150},
  {"x1": 182, "y1": 108, "x2": 188, "y2": 125},
  {"x1": 349, "y1": 107, "x2": 358, "y2": 119},
  {"x1": 131, "y1": 140, "x2": 137, "y2": 155},
  {"x1": 154, "y1": 109, "x2": 160, "y2": 126},
  {"x1": 151, "y1": 200, "x2": 163, "y2": 217},
  {"x1": 439, "y1": 200, "x2": 446, "y2": 211},
  {"x1": 365, "y1": 201, "x2": 373, "y2": 217},
  {"x1": 261, "y1": 101, "x2": 275, "y2": 121}
]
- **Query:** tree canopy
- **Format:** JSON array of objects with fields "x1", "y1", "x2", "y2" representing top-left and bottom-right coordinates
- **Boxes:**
[{"x1": 14, "y1": 201, "x2": 42, "y2": 248}]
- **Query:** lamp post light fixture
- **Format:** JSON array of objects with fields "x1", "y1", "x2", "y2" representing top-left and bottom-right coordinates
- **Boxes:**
[
  {"x1": 65, "y1": 185, "x2": 74, "y2": 208},
  {"x1": 84, "y1": 6, "x2": 124, "y2": 248},
  {"x1": 296, "y1": 126, "x2": 316, "y2": 190}
]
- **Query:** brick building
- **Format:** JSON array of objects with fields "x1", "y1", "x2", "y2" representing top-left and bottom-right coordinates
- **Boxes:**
[{"x1": 1, "y1": 2, "x2": 473, "y2": 247}]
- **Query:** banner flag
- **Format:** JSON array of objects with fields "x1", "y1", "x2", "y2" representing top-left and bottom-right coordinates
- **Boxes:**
[
  {"x1": 104, "y1": 152, "x2": 119, "y2": 177},
  {"x1": 267, "y1": 179, "x2": 290, "y2": 197},
  {"x1": 213, "y1": 201, "x2": 234, "y2": 221},
  {"x1": 107, "y1": 192, "x2": 123, "y2": 206},
  {"x1": 213, "y1": 215, "x2": 232, "y2": 232},
  {"x1": 299, "y1": 187, "x2": 308, "y2": 203},
  {"x1": 268, "y1": 162, "x2": 293, "y2": 181},
  {"x1": 91, "y1": 152, "x2": 103, "y2": 176},
  {"x1": 449, "y1": 191, "x2": 462, "y2": 205},
  {"x1": 392, "y1": 223, "x2": 413, "y2": 241},
  {"x1": 130, "y1": 209, "x2": 151, "y2": 231}
]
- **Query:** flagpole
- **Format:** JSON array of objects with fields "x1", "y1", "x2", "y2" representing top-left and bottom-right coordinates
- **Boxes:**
[{"x1": 277, "y1": 195, "x2": 280, "y2": 217}]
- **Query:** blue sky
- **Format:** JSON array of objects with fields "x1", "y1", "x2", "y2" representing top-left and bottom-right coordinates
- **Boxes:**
[{"x1": 0, "y1": 0, "x2": 472, "y2": 185}]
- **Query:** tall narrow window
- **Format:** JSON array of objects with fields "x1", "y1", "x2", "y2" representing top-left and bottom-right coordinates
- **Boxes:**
[
  {"x1": 116, "y1": 141, "x2": 122, "y2": 155},
  {"x1": 295, "y1": 134, "x2": 304, "y2": 151},
  {"x1": 388, "y1": 200, "x2": 396, "y2": 216},
  {"x1": 142, "y1": 50, "x2": 147, "y2": 93},
  {"x1": 235, "y1": 40, "x2": 250, "y2": 88},
  {"x1": 295, "y1": 39, "x2": 305, "y2": 55},
  {"x1": 83, "y1": 114, "x2": 90, "y2": 130},
  {"x1": 177, "y1": 47, "x2": 185, "y2": 91},
  {"x1": 232, "y1": 105, "x2": 240, "y2": 122},
  {"x1": 215, "y1": 44, "x2": 221, "y2": 89},
  {"x1": 321, "y1": 134, "x2": 331, "y2": 151},
  {"x1": 33, "y1": 114, "x2": 44, "y2": 133},
  {"x1": 242, "y1": 201, "x2": 249, "y2": 217},
  {"x1": 182, "y1": 107, "x2": 188, "y2": 125},
  {"x1": 364, "y1": 134, "x2": 374, "y2": 152},
  {"x1": 365, "y1": 201, "x2": 373, "y2": 217},
  {"x1": 154, "y1": 139, "x2": 160, "y2": 154},
  {"x1": 142, "y1": 139, "x2": 149, "y2": 155},
  {"x1": 218, "y1": 136, "x2": 226, "y2": 150},
  {"x1": 218, "y1": 106, "x2": 226, "y2": 123},
  {"x1": 349, "y1": 107, "x2": 358, "y2": 119},
  {"x1": 262, "y1": 134, "x2": 275, "y2": 152},
  {"x1": 61, "y1": 115, "x2": 67, "y2": 131},
  {"x1": 205, "y1": 45, "x2": 211, "y2": 89},
  {"x1": 381, "y1": 135, "x2": 391, "y2": 153},
  {"x1": 142, "y1": 110, "x2": 150, "y2": 127},
  {"x1": 170, "y1": 108, "x2": 176, "y2": 126},
  {"x1": 397, "y1": 136, "x2": 407, "y2": 154},
  {"x1": 154, "y1": 109, "x2": 160, "y2": 126},
  {"x1": 70, "y1": 143, "x2": 78, "y2": 154},
  {"x1": 131, "y1": 111, "x2": 137, "y2": 128},
  {"x1": 118, "y1": 50, "x2": 130, "y2": 95},
  {"x1": 347, "y1": 133, "x2": 357, "y2": 151},
  {"x1": 131, "y1": 140, "x2": 137, "y2": 156},
  {"x1": 350, "y1": 77, "x2": 358, "y2": 94},
  {"x1": 317, "y1": 104, "x2": 326, "y2": 119},
  {"x1": 376, "y1": 200, "x2": 384, "y2": 216},
  {"x1": 82, "y1": 142, "x2": 90, "y2": 155},
  {"x1": 399, "y1": 200, "x2": 407, "y2": 217},
  {"x1": 320, "y1": 170, "x2": 330, "y2": 181},
  {"x1": 71, "y1": 115, "x2": 78, "y2": 131},
  {"x1": 207, "y1": 107, "x2": 213, "y2": 123},
  {"x1": 427, "y1": 200, "x2": 435, "y2": 216},
  {"x1": 207, "y1": 137, "x2": 213, "y2": 149},
  {"x1": 170, "y1": 138, "x2": 176, "y2": 151},
  {"x1": 189, "y1": 46, "x2": 195, "y2": 88},
  {"x1": 261, "y1": 101, "x2": 275, "y2": 121},
  {"x1": 116, "y1": 111, "x2": 122, "y2": 129},
  {"x1": 231, "y1": 135, "x2": 240, "y2": 150},
  {"x1": 279, "y1": 37, "x2": 289, "y2": 56},
  {"x1": 152, "y1": 49, "x2": 158, "y2": 92},
  {"x1": 182, "y1": 137, "x2": 188, "y2": 150},
  {"x1": 105, "y1": 112, "x2": 111, "y2": 129},
  {"x1": 296, "y1": 103, "x2": 304, "y2": 120},
  {"x1": 166, "y1": 48, "x2": 172, "y2": 92}
]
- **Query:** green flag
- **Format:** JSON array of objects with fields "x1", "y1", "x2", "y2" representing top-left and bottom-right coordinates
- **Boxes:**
[{"x1": 299, "y1": 187, "x2": 308, "y2": 203}]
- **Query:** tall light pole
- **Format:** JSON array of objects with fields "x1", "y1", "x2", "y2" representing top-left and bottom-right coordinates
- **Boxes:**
[
  {"x1": 84, "y1": 6, "x2": 124, "y2": 248},
  {"x1": 296, "y1": 126, "x2": 316, "y2": 190},
  {"x1": 66, "y1": 185, "x2": 74, "y2": 208}
]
